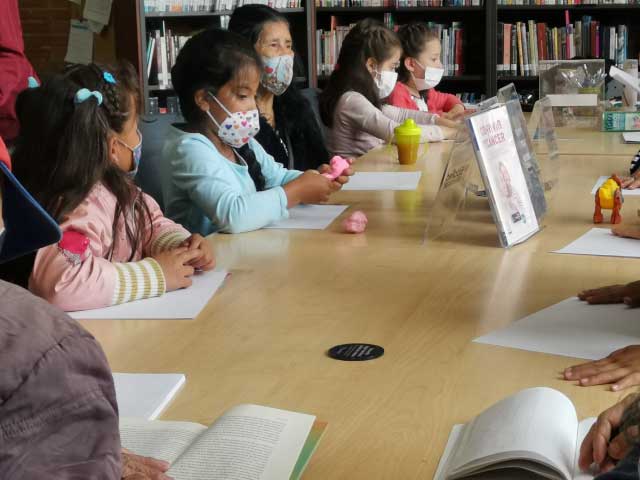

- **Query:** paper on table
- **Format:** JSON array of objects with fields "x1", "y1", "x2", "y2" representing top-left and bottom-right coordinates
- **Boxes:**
[
  {"x1": 342, "y1": 172, "x2": 422, "y2": 191},
  {"x1": 474, "y1": 297, "x2": 640, "y2": 360},
  {"x1": 553, "y1": 228, "x2": 640, "y2": 258},
  {"x1": 114, "y1": 373, "x2": 186, "y2": 420},
  {"x1": 623, "y1": 132, "x2": 640, "y2": 143},
  {"x1": 591, "y1": 176, "x2": 640, "y2": 196},
  {"x1": 83, "y1": 0, "x2": 113, "y2": 25},
  {"x1": 546, "y1": 94, "x2": 598, "y2": 107},
  {"x1": 70, "y1": 269, "x2": 227, "y2": 319},
  {"x1": 65, "y1": 20, "x2": 93, "y2": 65},
  {"x1": 265, "y1": 205, "x2": 348, "y2": 230}
]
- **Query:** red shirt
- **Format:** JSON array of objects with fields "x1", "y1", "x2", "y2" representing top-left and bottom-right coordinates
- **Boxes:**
[
  {"x1": 0, "y1": 0, "x2": 38, "y2": 142},
  {"x1": 387, "y1": 81, "x2": 463, "y2": 116}
]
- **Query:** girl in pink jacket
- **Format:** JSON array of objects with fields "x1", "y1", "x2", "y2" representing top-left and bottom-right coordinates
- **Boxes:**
[
  {"x1": 12, "y1": 62, "x2": 215, "y2": 312},
  {"x1": 387, "y1": 22, "x2": 465, "y2": 118}
]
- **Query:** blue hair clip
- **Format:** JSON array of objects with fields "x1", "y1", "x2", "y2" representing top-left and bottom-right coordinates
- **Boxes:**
[
  {"x1": 27, "y1": 76, "x2": 39, "y2": 89},
  {"x1": 74, "y1": 88, "x2": 103, "y2": 106},
  {"x1": 103, "y1": 71, "x2": 116, "y2": 84}
]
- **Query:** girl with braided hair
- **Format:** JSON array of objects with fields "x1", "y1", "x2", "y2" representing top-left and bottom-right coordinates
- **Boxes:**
[
  {"x1": 319, "y1": 19, "x2": 459, "y2": 159},
  {"x1": 11, "y1": 62, "x2": 215, "y2": 312}
]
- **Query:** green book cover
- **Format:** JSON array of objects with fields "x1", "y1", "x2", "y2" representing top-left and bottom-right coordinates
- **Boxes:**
[{"x1": 290, "y1": 420, "x2": 328, "y2": 480}]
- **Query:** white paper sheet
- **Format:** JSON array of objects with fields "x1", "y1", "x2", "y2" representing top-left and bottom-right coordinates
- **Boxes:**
[
  {"x1": 342, "y1": 172, "x2": 422, "y2": 191},
  {"x1": 546, "y1": 94, "x2": 598, "y2": 107},
  {"x1": 265, "y1": 204, "x2": 348, "y2": 230},
  {"x1": 622, "y1": 132, "x2": 640, "y2": 143},
  {"x1": 553, "y1": 228, "x2": 640, "y2": 258},
  {"x1": 591, "y1": 176, "x2": 640, "y2": 196},
  {"x1": 70, "y1": 269, "x2": 227, "y2": 319},
  {"x1": 114, "y1": 373, "x2": 186, "y2": 420},
  {"x1": 83, "y1": 0, "x2": 113, "y2": 25},
  {"x1": 65, "y1": 20, "x2": 93, "y2": 65},
  {"x1": 474, "y1": 297, "x2": 640, "y2": 360}
]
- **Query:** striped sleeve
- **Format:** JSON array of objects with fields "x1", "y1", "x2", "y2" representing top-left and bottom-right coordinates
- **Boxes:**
[
  {"x1": 150, "y1": 229, "x2": 190, "y2": 255},
  {"x1": 111, "y1": 258, "x2": 166, "y2": 306}
]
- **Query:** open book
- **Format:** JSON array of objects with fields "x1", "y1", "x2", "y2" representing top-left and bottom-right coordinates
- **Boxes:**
[
  {"x1": 434, "y1": 388, "x2": 596, "y2": 480},
  {"x1": 120, "y1": 404, "x2": 327, "y2": 480}
]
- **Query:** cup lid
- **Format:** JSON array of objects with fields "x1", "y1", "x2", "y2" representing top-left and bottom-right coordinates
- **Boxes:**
[{"x1": 394, "y1": 118, "x2": 422, "y2": 136}]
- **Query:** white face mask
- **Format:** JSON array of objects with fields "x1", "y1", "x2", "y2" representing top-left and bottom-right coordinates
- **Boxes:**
[
  {"x1": 373, "y1": 69, "x2": 398, "y2": 99},
  {"x1": 206, "y1": 93, "x2": 260, "y2": 149},
  {"x1": 413, "y1": 61, "x2": 445, "y2": 90}
]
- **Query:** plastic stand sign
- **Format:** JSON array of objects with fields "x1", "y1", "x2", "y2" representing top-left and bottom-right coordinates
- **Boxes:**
[{"x1": 528, "y1": 95, "x2": 560, "y2": 200}]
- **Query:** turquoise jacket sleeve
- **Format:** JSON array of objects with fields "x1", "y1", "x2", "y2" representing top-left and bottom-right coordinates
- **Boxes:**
[{"x1": 172, "y1": 138, "x2": 302, "y2": 234}]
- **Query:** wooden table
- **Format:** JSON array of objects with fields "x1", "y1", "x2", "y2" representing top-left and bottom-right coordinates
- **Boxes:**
[{"x1": 82, "y1": 138, "x2": 640, "y2": 479}]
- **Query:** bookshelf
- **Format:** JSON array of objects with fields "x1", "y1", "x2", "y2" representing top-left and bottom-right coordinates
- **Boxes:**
[{"x1": 131, "y1": 1, "x2": 640, "y2": 113}]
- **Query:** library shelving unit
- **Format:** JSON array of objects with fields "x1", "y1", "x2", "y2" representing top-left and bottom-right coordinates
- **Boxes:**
[
  {"x1": 131, "y1": 1, "x2": 640, "y2": 112},
  {"x1": 135, "y1": 0, "x2": 315, "y2": 113},
  {"x1": 493, "y1": 3, "x2": 640, "y2": 97}
]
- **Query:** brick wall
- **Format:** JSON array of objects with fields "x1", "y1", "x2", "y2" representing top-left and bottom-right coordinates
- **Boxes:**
[{"x1": 18, "y1": 0, "x2": 119, "y2": 76}]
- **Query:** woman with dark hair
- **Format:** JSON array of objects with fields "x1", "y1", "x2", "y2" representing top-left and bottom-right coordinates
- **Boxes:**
[
  {"x1": 228, "y1": 4, "x2": 329, "y2": 170},
  {"x1": 319, "y1": 19, "x2": 459, "y2": 159},
  {"x1": 162, "y1": 28, "x2": 350, "y2": 235},
  {"x1": 12, "y1": 62, "x2": 213, "y2": 312}
]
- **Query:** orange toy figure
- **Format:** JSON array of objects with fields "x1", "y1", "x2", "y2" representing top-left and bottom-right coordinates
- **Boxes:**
[{"x1": 594, "y1": 174, "x2": 623, "y2": 224}]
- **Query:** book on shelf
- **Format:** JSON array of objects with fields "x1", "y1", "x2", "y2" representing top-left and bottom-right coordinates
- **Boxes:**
[
  {"x1": 498, "y1": 0, "x2": 639, "y2": 5},
  {"x1": 498, "y1": 13, "x2": 629, "y2": 78},
  {"x1": 147, "y1": 22, "x2": 192, "y2": 89},
  {"x1": 120, "y1": 403, "x2": 327, "y2": 480},
  {"x1": 315, "y1": 0, "x2": 482, "y2": 7},
  {"x1": 144, "y1": 0, "x2": 302, "y2": 13},
  {"x1": 316, "y1": 20, "x2": 465, "y2": 76}
]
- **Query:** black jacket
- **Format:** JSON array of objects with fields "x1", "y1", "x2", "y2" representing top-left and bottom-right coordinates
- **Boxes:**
[{"x1": 255, "y1": 86, "x2": 330, "y2": 171}]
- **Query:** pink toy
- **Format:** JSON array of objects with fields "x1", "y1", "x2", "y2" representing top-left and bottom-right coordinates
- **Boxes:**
[
  {"x1": 322, "y1": 155, "x2": 350, "y2": 180},
  {"x1": 342, "y1": 211, "x2": 368, "y2": 234}
]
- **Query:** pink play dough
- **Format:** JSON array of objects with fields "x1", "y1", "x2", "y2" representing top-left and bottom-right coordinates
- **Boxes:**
[
  {"x1": 322, "y1": 155, "x2": 350, "y2": 180},
  {"x1": 342, "y1": 211, "x2": 368, "y2": 234}
]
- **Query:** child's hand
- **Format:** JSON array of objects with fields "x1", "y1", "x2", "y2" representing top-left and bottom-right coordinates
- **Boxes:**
[
  {"x1": 317, "y1": 159, "x2": 354, "y2": 187},
  {"x1": 284, "y1": 170, "x2": 341, "y2": 207},
  {"x1": 565, "y1": 345, "x2": 640, "y2": 391},
  {"x1": 442, "y1": 105, "x2": 466, "y2": 121},
  {"x1": 435, "y1": 116, "x2": 462, "y2": 129},
  {"x1": 578, "y1": 280, "x2": 640, "y2": 306},
  {"x1": 440, "y1": 126, "x2": 460, "y2": 140},
  {"x1": 180, "y1": 234, "x2": 216, "y2": 271},
  {"x1": 621, "y1": 175, "x2": 640, "y2": 189},
  {"x1": 154, "y1": 247, "x2": 200, "y2": 292},
  {"x1": 578, "y1": 393, "x2": 639, "y2": 473}
]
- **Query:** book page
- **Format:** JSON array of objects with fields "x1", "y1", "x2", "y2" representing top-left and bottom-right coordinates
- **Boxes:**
[
  {"x1": 119, "y1": 418, "x2": 207, "y2": 465},
  {"x1": 573, "y1": 418, "x2": 597, "y2": 480},
  {"x1": 447, "y1": 388, "x2": 578, "y2": 480},
  {"x1": 168, "y1": 404, "x2": 315, "y2": 480}
]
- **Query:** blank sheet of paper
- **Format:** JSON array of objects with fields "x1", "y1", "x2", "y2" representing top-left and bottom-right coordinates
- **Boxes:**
[
  {"x1": 623, "y1": 132, "x2": 640, "y2": 143},
  {"x1": 591, "y1": 176, "x2": 640, "y2": 196},
  {"x1": 114, "y1": 373, "x2": 185, "y2": 420},
  {"x1": 474, "y1": 297, "x2": 640, "y2": 360},
  {"x1": 342, "y1": 172, "x2": 422, "y2": 191},
  {"x1": 553, "y1": 228, "x2": 640, "y2": 258},
  {"x1": 265, "y1": 205, "x2": 348, "y2": 230},
  {"x1": 70, "y1": 270, "x2": 227, "y2": 320},
  {"x1": 65, "y1": 20, "x2": 93, "y2": 65}
]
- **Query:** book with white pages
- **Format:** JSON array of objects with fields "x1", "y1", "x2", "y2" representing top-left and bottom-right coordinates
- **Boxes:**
[
  {"x1": 120, "y1": 404, "x2": 328, "y2": 480},
  {"x1": 113, "y1": 373, "x2": 185, "y2": 420},
  {"x1": 434, "y1": 388, "x2": 595, "y2": 480}
]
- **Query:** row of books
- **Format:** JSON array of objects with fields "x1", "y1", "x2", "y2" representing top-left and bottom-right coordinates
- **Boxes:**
[
  {"x1": 143, "y1": 0, "x2": 301, "y2": 12},
  {"x1": 146, "y1": 27, "x2": 192, "y2": 88},
  {"x1": 315, "y1": 20, "x2": 465, "y2": 76},
  {"x1": 315, "y1": 0, "x2": 481, "y2": 6},
  {"x1": 497, "y1": 0, "x2": 638, "y2": 4},
  {"x1": 497, "y1": 18, "x2": 628, "y2": 77}
]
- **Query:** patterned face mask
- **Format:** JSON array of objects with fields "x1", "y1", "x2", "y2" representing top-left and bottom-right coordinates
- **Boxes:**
[
  {"x1": 207, "y1": 93, "x2": 260, "y2": 149},
  {"x1": 261, "y1": 55, "x2": 294, "y2": 96}
]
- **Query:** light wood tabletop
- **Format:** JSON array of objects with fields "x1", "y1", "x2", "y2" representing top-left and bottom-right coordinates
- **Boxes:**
[{"x1": 81, "y1": 137, "x2": 640, "y2": 479}]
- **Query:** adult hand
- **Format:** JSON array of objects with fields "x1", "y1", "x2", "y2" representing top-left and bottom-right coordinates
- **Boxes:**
[
  {"x1": 612, "y1": 224, "x2": 640, "y2": 240},
  {"x1": 122, "y1": 449, "x2": 173, "y2": 479},
  {"x1": 565, "y1": 345, "x2": 640, "y2": 391},
  {"x1": 579, "y1": 394, "x2": 639, "y2": 473},
  {"x1": 578, "y1": 280, "x2": 640, "y2": 307}
]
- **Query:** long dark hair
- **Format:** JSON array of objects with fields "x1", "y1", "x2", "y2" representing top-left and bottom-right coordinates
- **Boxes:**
[
  {"x1": 319, "y1": 19, "x2": 401, "y2": 128},
  {"x1": 397, "y1": 22, "x2": 439, "y2": 84},
  {"x1": 13, "y1": 61, "x2": 153, "y2": 261},
  {"x1": 171, "y1": 28, "x2": 267, "y2": 191},
  {"x1": 228, "y1": 4, "x2": 289, "y2": 46}
]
